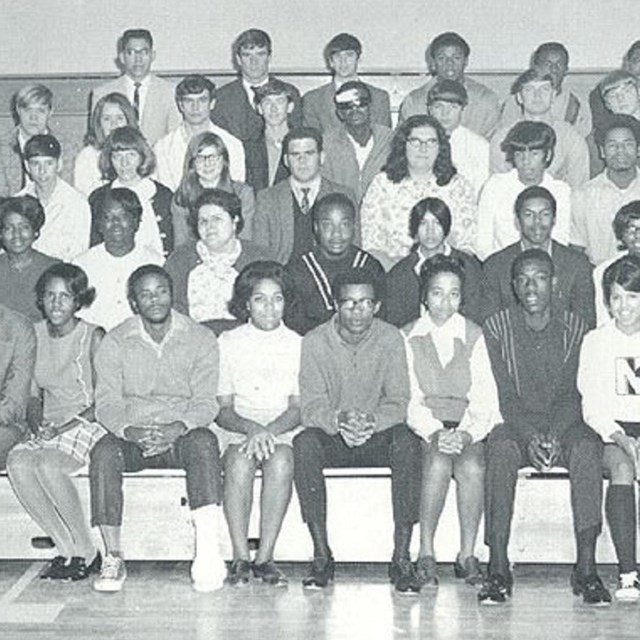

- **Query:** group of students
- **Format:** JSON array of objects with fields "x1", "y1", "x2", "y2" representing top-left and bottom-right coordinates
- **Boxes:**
[{"x1": 0, "y1": 24, "x2": 640, "y2": 607}]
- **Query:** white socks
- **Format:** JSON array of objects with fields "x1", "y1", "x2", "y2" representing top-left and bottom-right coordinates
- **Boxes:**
[{"x1": 191, "y1": 504, "x2": 226, "y2": 592}]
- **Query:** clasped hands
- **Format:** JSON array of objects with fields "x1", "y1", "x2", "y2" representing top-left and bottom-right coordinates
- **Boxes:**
[
  {"x1": 527, "y1": 433, "x2": 562, "y2": 471},
  {"x1": 431, "y1": 428, "x2": 472, "y2": 455},
  {"x1": 337, "y1": 410, "x2": 375, "y2": 448},
  {"x1": 239, "y1": 426, "x2": 276, "y2": 462},
  {"x1": 125, "y1": 422, "x2": 186, "y2": 457}
]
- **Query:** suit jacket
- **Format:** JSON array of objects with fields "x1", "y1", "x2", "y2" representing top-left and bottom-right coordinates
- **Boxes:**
[
  {"x1": 91, "y1": 74, "x2": 181, "y2": 146},
  {"x1": 302, "y1": 82, "x2": 392, "y2": 133},
  {"x1": 483, "y1": 240, "x2": 596, "y2": 328},
  {"x1": 0, "y1": 126, "x2": 78, "y2": 197},
  {"x1": 254, "y1": 178, "x2": 356, "y2": 264},
  {"x1": 322, "y1": 124, "x2": 393, "y2": 203},
  {"x1": 211, "y1": 77, "x2": 303, "y2": 145}
]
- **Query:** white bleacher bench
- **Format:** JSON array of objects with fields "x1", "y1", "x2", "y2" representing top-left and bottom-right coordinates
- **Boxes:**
[{"x1": 0, "y1": 468, "x2": 626, "y2": 563}]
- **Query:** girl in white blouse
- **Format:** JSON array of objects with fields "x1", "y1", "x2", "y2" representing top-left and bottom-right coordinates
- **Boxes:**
[
  {"x1": 214, "y1": 261, "x2": 301, "y2": 587},
  {"x1": 403, "y1": 254, "x2": 500, "y2": 587}
]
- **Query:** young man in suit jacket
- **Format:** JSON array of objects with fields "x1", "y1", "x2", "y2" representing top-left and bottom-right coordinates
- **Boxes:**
[
  {"x1": 302, "y1": 33, "x2": 391, "y2": 134},
  {"x1": 321, "y1": 81, "x2": 393, "y2": 204},
  {"x1": 90, "y1": 29, "x2": 181, "y2": 146},
  {"x1": 483, "y1": 185, "x2": 595, "y2": 327},
  {"x1": 253, "y1": 127, "x2": 356, "y2": 264},
  {"x1": 211, "y1": 29, "x2": 303, "y2": 156}
]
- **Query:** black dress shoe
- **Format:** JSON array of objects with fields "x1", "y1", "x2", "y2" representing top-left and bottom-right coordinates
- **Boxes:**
[
  {"x1": 390, "y1": 557, "x2": 421, "y2": 595},
  {"x1": 40, "y1": 556, "x2": 68, "y2": 580},
  {"x1": 302, "y1": 556, "x2": 334, "y2": 589},
  {"x1": 477, "y1": 573, "x2": 513, "y2": 604},
  {"x1": 64, "y1": 552, "x2": 103, "y2": 582},
  {"x1": 571, "y1": 568, "x2": 612, "y2": 606}
]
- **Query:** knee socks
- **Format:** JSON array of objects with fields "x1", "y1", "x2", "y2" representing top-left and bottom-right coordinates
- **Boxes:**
[{"x1": 605, "y1": 485, "x2": 637, "y2": 574}]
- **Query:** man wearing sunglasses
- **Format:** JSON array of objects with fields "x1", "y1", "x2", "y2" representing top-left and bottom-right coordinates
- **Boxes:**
[{"x1": 322, "y1": 81, "x2": 393, "y2": 204}]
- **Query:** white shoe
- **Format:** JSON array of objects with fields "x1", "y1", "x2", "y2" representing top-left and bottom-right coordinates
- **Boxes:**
[
  {"x1": 615, "y1": 571, "x2": 640, "y2": 601},
  {"x1": 93, "y1": 554, "x2": 127, "y2": 592},
  {"x1": 191, "y1": 553, "x2": 226, "y2": 592}
]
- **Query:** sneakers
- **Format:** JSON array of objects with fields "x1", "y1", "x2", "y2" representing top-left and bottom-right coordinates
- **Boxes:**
[
  {"x1": 454, "y1": 555, "x2": 484, "y2": 586},
  {"x1": 302, "y1": 556, "x2": 335, "y2": 589},
  {"x1": 190, "y1": 548, "x2": 226, "y2": 592},
  {"x1": 478, "y1": 573, "x2": 513, "y2": 605},
  {"x1": 415, "y1": 555, "x2": 439, "y2": 588},
  {"x1": 251, "y1": 560, "x2": 288, "y2": 587},
  {"x1": 93, "y1": 554, "x2": 127, "y2": 593},
  {"x1": 570, "y1": 569, "x2": 612, "y2": 606},
  {"x1": 616, "y1": 571, "x2": 640, "y2": 601},
  {"x1": 389, "y1": 557, "x2": 420, "y2": 595},
  {"x1": 225, "y1": 559, "x2": 252, "y2": 587}
]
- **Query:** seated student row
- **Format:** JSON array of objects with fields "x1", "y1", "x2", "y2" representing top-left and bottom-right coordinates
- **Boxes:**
[
  {"x1": 4, "y1": 244, "x2": 640, "y2": 608},
  {"x1": 3, "y1": 29, "x2": 640, "y2": 276}
]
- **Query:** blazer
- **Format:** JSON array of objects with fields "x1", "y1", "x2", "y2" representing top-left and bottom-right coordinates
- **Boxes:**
[
  {"x1": 302, "y1": 81, "x2": 392, "y2": 133},
  {"x1": 254, "y1": 178, "x2": 356, "y2": 264},
  {"x1": 91, "y1": 74, "x2": 181, "y2": 146},
  {"x1": 211, "y1": 77, "x2": 303, "y2": 145},
  {"x1": 483, "y1": 240, "x2": 596, "y2": 328},
  {"x1": 321, "y1": 124, "x2": 393, "y2": 203}
]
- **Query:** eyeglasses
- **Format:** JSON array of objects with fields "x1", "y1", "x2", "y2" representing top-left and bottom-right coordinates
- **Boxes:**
[
  {"x1": 195, "y1": 153, "x2": 221, "y2": 165},
  {"x1": 407, "y1": 137, "x2": 439, "y2": 150},
  {"x1": 338, "y1": 298, "x2": 376, "y2": 311}
]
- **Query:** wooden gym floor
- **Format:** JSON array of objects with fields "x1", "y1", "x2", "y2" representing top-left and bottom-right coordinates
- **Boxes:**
[{"x1": 1, "y1": 561, "x2": 639, "y2": 639}]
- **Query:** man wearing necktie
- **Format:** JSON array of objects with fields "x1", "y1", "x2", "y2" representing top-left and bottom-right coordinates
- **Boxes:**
[
  {"x1": 211, "y1": 28, "x2": 304, "y2": 162},
  {"x1": 254, "y1": 127, "x2": 356, "y2": 264},
  {"x1": 90, "y1": 29, "x2": 180, "y2": 146}
]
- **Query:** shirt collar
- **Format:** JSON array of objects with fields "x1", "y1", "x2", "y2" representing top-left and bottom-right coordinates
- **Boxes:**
[
  {"x1": 414, "y1": 243, "x2": 451, "y2": 275},
  {"x1": 289, "y1": 175, "x2": 321, "y2": 201}
]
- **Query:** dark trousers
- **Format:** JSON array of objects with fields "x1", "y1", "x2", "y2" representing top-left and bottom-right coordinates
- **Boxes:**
[
  {"x1": 484, "y1": 422, "x2": 603, "y2": 553},
  {"x1": 293, "y1": 424, "x2": 422, "y2": 527},
  {"x1": 90, "y1": 428, "x2": 222, "y2": 527}
]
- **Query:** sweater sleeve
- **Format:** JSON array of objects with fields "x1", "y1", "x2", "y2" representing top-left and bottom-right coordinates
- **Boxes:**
[
  {"x1": 299, "y1": 334, "x2": 339, "y2": 434},
  {"x1": 372, "y1": 329, "x2": 410, "y2": 432}
]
